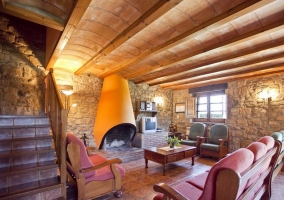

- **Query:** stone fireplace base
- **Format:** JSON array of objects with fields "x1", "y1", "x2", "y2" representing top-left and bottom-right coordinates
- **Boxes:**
[
  {"x1": 97, "y1": 132, "x2": 168, "y2": 162},
  {"x1": 131, "y1": 132, "x2": 168, "y2": 148}
]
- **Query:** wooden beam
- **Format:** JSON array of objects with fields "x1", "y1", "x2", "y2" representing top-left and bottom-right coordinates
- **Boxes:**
[
  {"x1": 134, "y1": 23, "x2": 284, "y2": 84},
  {"x1": 99, "y1": 0, "x2": 272, "y2": 78},
  {"x1": 159, "y1": 59, "x2": 284, "y2": 88},
  {"x1": 75, "y1": 0, "x2": 184, "y2": 75},
  {"x1": 46, "y1": 0, "x2": 92, "y2": 71},
  {"x1": 151, "y1": 46, "x2": 284, "y2": 86},
  {"x1": 0, "y1": 2, "x2": 64, "y2": 31},
  {"x1": 163, "y1": 64, "x2": 284, "y2": 90}
]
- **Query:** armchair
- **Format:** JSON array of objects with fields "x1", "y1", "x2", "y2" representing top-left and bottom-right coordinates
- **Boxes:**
[
  {"x1": 199, "y1": 124, "x2": 229, "y2": 160},
  {"x1": 66, "y1": 133, "x2": 125, "y2": 199},
  {"x1": 180, "y1": 123, "x2": 206, "y2": 154}
]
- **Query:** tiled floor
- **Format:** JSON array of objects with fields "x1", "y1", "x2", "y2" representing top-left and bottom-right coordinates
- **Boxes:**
[{"x1": 67, "y1": 156, "x2": 284, "y2": 199}]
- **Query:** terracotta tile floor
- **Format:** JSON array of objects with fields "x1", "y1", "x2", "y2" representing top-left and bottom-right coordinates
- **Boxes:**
[{"x1": 67, "y1": 156, "x2": 284, "y2": 199}]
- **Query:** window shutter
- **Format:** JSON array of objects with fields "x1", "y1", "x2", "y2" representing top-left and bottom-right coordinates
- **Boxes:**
[{"x1": 185, "y1": 97, "x2": 196, "y2": 118}]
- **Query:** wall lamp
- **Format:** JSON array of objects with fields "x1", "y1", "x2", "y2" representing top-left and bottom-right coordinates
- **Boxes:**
[
  {"x1": 61, "y1": 90, "x2": 74, "y2": 109},
  {"x1": 154, "y1": 97, "x2": 163, "y2": 107},
  {"x1": 258, "y1": 88, "x2": 278, "y2": 104}
]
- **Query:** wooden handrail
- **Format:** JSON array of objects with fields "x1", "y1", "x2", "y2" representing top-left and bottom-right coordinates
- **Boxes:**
[{"x1": 44, "y1": 68, "x2": 67, "y2": 199}]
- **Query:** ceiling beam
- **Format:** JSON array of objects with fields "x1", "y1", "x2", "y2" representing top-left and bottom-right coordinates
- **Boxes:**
[
  {"x1": 46, "y1": 0, "x2": 92, "y2": 71},
  {"x1": 0, "y1": 2, "x2": 64, "y2": 31},
  {"x1": 167, "y1": 64, "x2": 284, "y2": 90},
  {"x1": 159, "y1": 59, "x2": 284, "y2": 88},
  {"x1": 74, "y1": 0, "x2": 184, "y2": 75},
  {"x1": 151, "y1": 46, "x2": 284, "y2": 86},
  {"x1": 134, "y1": 23, "x2": 284, "y2": 84},
  {"x1": 98, "y1": 0, "x2": 273, "y2": 78}
]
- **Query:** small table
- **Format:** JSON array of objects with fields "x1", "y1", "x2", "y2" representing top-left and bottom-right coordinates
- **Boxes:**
[{"x1": 144, "y1": 145, "x2": 196, "y2": 175}]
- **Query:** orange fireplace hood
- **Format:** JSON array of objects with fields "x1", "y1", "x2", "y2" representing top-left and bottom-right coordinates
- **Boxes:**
[{"x1": 94, "y1": 74, "x2": 136, "y2": 148}]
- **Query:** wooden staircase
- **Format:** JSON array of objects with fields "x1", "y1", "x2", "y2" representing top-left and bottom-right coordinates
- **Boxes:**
[{"x1": 0, "y1": 115, "x2": 65, "y2": 200}]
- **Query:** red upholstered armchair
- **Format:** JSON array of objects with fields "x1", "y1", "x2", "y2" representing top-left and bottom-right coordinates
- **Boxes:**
[{"x1": 66, "y1": 133, "x2": 125, "y2": 199}]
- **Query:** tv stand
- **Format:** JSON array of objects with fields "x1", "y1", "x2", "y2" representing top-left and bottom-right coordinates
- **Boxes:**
[{"x1": 135, "y1": 110, "x2": 158, "y2": 118}]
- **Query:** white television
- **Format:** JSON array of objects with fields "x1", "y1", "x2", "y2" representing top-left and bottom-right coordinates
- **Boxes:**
[{"x1": 141, "y1": 117, "x2": 157, "y2": 133}]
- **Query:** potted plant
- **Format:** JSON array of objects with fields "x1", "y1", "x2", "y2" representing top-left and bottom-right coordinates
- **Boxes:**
[{"x1": 167, "y1": 136, "x2": 181, "y2": 148}]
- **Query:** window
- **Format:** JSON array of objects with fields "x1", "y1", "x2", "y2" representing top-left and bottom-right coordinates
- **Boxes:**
[{"x1": 195, "y1": 92, "x2": 227, "y2": 122}]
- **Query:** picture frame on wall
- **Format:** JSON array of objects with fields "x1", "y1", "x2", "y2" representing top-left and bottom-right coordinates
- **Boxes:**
[
  {"x1": 175, "y1": 102, "x2": 185, "y2": 113},
  {"x1": 185, "y1": 97, "x2": 196, "y2": 118}
]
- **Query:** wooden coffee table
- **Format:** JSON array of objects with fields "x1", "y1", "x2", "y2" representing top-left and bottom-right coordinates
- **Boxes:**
[{"x1": 144, "y1": 145, "x2": 197, "y2": 175}]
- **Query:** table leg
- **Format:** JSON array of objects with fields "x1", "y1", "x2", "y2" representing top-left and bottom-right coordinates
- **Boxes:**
[
  {"x1": 145, "y1": 159, "x2": 148, "y2": 168},
  {"x1": 192, "y1": 155, "x2": 195, "y2": 166},
  {"x1": 163, "y1": 164, "x2": 166, "y2": 176}
]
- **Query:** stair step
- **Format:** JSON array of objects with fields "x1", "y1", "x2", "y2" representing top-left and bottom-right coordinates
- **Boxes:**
[
  {"x1": 0, "y1": 126, "x2": 51, "y2": 139},
  {"x1": 0, "y1": 147, "x2": 55, "y2": 158},
  {"x1": 0, "y1": 177, "x2": 63, "y2": 200},
  {"x1": 0, "y1": 135, "x2": 52, "y2": 142},
  {"x1": 0, "y1": 160, "x2": 57, "y2": 176},
  {"x1": 0, "y1": 116, "x2": 50, "y2": 127}
]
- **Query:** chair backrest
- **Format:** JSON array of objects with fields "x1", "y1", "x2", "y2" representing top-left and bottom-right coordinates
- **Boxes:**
[
  {"x1": 258, "y1": 136, "x2": 274, "y2": 151},
  {"x1": 208, "y1": 124, "x2": 228, "y2": 144},
  {"x1": 66, "y1": 133, "x2": 96, "y2": 178},
  {"x1": 188, "y1": 123, "x2": 206, "y2": 140},
  {"x1": 200, "y1": 148, "x2": 254, "y2": 200}
]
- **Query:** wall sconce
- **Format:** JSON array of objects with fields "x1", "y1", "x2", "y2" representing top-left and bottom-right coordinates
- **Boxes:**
[
  {"x1": 154, "y1": 97, "x2": 163, "y2": 107},
  {"x1": 61, "y1": 90, "x2": 74, "y2": 109},
  {"x1": 258, "y1": 88, "x2": 278, "y2": 104}
]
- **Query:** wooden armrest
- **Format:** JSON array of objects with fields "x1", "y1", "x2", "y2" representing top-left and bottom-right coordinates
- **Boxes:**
[
  {"x1": 199, "y1": 136, "x2": 207, "y2": 143},
  {"x1": 86, "y1": 146, "x2": 96, "y2": 151},
  {"x1": 153, "y1": 183, "x2": 188, "y2": 200},
  {"x1": 86, "y1": 146, "x2": 96, "y2": 155},
  {"x1": 82, "y1": 158, "x2": 122, "y2": 173},
  {"x1": 219, "y1": 139, "x2": 228, "y2": 146}
]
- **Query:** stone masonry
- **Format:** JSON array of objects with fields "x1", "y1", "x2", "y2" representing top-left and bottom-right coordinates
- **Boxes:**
[{"x1": 0, "y1": 13, "x2": 46, "y2": 115}]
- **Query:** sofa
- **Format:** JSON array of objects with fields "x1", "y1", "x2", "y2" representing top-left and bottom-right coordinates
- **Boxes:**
[
  {"x1": 153, "y1": 136, "x2": 281, "y2": 200},
  {"x1": 270, "y1": 130, "x2": 284, "y2": 180}
]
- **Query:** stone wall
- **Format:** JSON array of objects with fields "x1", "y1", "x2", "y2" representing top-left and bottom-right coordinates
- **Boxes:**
[
  {"x1": 129, "y1": 82, "x2": 173, "y2": 132},
  {"x1": 0, "y1": 13, "x2": 46, "y2": 115},
  {"x1": 226, "y1": 75, "x2": 284, "y2": 151},
  {"x1": 172, "y1": 89, "x2": 192, "y2": 134}
]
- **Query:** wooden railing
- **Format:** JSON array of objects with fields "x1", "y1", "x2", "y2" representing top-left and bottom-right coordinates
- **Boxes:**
[{"x1": 45, "y1": 68, "x2": 67, "y2": 199}]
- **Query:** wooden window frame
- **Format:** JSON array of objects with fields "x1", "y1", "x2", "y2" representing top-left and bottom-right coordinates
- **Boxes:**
[{"x1": 193, "y1": 91, "x2": 226, "y2": 123}]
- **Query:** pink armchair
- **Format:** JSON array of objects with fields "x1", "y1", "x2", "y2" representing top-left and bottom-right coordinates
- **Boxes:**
[{"x1": 66, "y1": 133, "x2": 125, "y2": 199}]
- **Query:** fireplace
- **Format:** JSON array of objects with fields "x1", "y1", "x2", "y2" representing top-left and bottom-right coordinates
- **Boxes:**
[
  {"x1": 94, "y1": 74, "x2": 136, "y2": 149},
  {"x1": 102, "y1": 123, "x2": 136, "y2": 150}
]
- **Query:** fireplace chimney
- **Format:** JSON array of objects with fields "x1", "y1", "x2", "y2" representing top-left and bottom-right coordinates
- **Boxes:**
[{"x1": 94, "y1": 74, "x2": 136, "y2": 149}]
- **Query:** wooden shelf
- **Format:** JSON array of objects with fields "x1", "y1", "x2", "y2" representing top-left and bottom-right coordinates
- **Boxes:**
[{"x1": 135, "y1": 110, "x2": 158, "y2": 118}]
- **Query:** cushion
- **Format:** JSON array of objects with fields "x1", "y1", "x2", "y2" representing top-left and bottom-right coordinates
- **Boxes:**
[
  {"x1": 188, "y1": 123, "x2": 206, "y2": 140},
  {"x1": 186, "y1": 171, "x2": 209, "y2": 190},
  {"x1": 258, "y1": 136, "x2": 274, "y2": 150},
  {"x1": 180, "y1": 140, "x2": 197, "y2": 146},
  {"x1": 66, "y1": 132, "x2": 95, "y2": 178},
  {"x1": 200, "y1": 143, "x2": 220, "y2": 152},
  {"x1": 200, "y1": 148, "x2": 254, "y2": 200},
  {"x1": 271, "y1": 132, "x2": 283, "y2": 142},
  {"x1": 247, "y1": 142, "x2": 267, "y2": 162},
  {"x1": 208, "y1": 124, "x2": 228, "y2": 144}
]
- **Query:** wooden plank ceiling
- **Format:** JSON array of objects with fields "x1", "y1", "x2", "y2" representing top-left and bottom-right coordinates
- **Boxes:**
[{"x1": 1, "y1": 0, "x2": 284, "y2": 90}]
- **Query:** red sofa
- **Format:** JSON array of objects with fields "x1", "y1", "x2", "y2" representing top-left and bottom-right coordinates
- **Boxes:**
[{"x1": 153, "y1": 136, "x2": 281, "y2": 200}]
